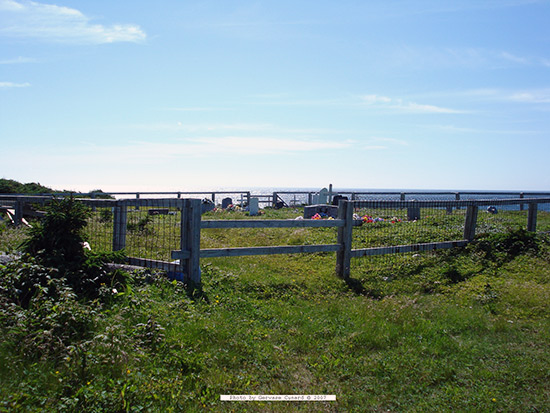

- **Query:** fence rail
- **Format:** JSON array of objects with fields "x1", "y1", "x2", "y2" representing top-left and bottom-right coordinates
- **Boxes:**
[
  {"x1": 2, "y1": 195, "x2": 550, "y2": 286},
  {"x1": 6, "y1": 189, "x2": 550, "y2": 208}
]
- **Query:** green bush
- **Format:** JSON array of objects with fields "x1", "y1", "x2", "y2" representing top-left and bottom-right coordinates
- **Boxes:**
[
  {"x1": 4, "y1": 197, "x2": 128, "y2": 305},
  {"x1": 21, "y1": 197, "x2": 89, "y2": 270}
]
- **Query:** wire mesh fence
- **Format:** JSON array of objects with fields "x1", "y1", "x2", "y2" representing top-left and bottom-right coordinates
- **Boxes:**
[
  {"x1": 84, "y1": 199, "x2": 183, "y2": 261},
  {"x1": 3, "y1": 194, "x2": 550, "y2": 283}
]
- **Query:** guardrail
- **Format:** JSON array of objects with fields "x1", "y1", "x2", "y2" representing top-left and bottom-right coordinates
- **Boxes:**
[
  {"x1": 2, "y1": 195, "x2": 550, "y2": 286},
  {"x1": 6, "y1": 190, "x2": 550, "y2": 209}
]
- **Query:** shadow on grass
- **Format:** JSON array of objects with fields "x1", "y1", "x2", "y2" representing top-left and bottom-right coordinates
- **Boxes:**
[{"x1": 344, "y1": 277, "x2": 384, "y2": 299}]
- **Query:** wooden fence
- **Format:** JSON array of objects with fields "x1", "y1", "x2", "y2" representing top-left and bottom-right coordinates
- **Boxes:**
[{"x1": 2, "y1": 195, "x2": 550, "y2": 286}]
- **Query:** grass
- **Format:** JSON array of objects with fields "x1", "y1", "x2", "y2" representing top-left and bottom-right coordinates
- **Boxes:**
[{"x1": 1, "y1": 207, "x2": 550, "y2": 411}]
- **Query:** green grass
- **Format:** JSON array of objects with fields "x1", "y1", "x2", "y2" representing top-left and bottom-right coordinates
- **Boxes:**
[{"x1": 1, "y1": 207, "x2": 550, "y2": 411}]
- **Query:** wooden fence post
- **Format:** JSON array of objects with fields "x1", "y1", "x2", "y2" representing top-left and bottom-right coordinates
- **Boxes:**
[
  {"x1": 14, "y1": 201, "x2": 24, "y2": 226},
  {"x1": 113, "y1": 202, "x2": 127, "y2": 251},
  {"x1": 520, "y1": 192, "x2": 525, "y2": 211},
  {"x1": 179, "y1": 198, "x2": 202, "y2": 285},
  {"x1": 527, "y1": 203, "x2": 538, "y2": 232},
  {"x1": 463, "y1": 205, "x2": 478, "y2": 241},
  {"x1": 335, "y1": 200, "x2": 353, "y2": 280}
]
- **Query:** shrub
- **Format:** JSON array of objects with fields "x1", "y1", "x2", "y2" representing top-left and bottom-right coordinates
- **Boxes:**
[
  {"x1": 21, "y1": 196, "x2": 89, "y2": 271},
  {"x1": 6, "y1": 197, "x2": 128, "y2": 305}
]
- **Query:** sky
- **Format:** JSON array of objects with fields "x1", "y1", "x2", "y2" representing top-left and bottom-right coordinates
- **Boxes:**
[{"x1": 1, "y1": 0, "x2": 550, "y2": 193}]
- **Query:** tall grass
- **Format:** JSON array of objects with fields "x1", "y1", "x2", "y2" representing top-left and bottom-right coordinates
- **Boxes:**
[{"x1": 1, "y1": 206, "x2": 550, "y2": 411}]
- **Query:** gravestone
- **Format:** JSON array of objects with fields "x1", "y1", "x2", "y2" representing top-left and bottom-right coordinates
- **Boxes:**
[
  {"x1": 332, "y1": 195, "x2": 348, "y2": 206},
  {"x1": 221, "y1": 197, "x2": 233, "y2": 209},
  {"x1": 407, "y1": 206, "x2": 421, "y2": 221},
  {"x1": 201, "y1": 198, "x2": 215, "y2": 213},
  {"x1": 318, "y1": 188, "x2": 328, "y2": 204},
  {"x1": 304, "y1": 204, "x2": 339, "y2": 219},
  {"x1": 249, "y1": 197, "x2": 259, "y2": 216}
]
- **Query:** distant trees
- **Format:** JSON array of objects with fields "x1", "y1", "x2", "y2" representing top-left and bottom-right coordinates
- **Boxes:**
[
  {"x1": 0, "y1": 178, "x2": 53, "y2": 194},
  {"x1": 0, "y1": 179, "x2": 113, "y2": 198}
]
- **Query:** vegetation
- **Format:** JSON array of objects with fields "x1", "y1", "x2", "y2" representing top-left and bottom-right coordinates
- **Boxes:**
[
  {"x1": 0, "y1": 177, "x2": 112, "y2": 198},
  {"x1": 0, "y1": 178, "x2": 54, "y2": 194},
  {"x1": 1, "y1": 204, "x2": 550, "y2": 411}
]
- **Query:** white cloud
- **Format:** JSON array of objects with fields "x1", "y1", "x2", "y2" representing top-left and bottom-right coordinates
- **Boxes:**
[
  {"x1": 391, "y1": 46, "x2": 541, "y2": 70},
  {"x1": 371, "y1": 137, "x2": 409, "y2": 146},
  {"x1": 361, "y1": 94, "x2": 392, "y2": 104},
  {"x1": 508, "y1": 90, "x2": 550, "y2": 104},
  {"x1": 0, "y1": 81, "x2": 30, "y2": 87},
  {"x1": 188, "y1": 136, "x2": 350, "y2": 154},
  {"x1": 0, "y1": 0, "x2": 146, "y2": 44},
  {"x1": 404, "y1": 102, "x2": 464, "y2": 114},
  {"x1": 361, "y1": 94, "x2": 465, "y2": 114},
  {"x1": 0, "y1": 56, "x2": 36, "y2": 64},
  {"x1": 31, "y1": 136, "x2": 352, "y2": 167},
  {"x1": 499, "y1": 51, "x2": 529, "y2": 65}
]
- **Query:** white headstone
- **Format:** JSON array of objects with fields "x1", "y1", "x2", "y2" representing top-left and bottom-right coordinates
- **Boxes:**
[
  {"x1": 249, "y1": 197, "x2": 259, "y2": 216},
  {"x1": 318, "y1": 188, "x2": 328, "y2": 204}
]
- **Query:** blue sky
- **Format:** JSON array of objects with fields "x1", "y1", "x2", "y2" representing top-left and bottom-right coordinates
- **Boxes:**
[{"x1": 1, "y1": 0, "x2": 550, "y2": 192}]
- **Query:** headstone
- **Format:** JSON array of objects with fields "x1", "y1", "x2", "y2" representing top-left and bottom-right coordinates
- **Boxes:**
[
  {"x1": 221, "y1": 197, "x2": 233, "y2": 209},
  {"x1": 201, "y1": 198, "x2": 215, "y2": 213},
  {"x1": 249, "y1": 197, "x2": 259, "y2": 216},
  {"x1": 318, "y1": 188, "x2": 328, "y2": 204},
  {"x1": 304, "y1": 204, "x2": 339, "y2": 219},
  {"x1": 332, "y1": 195, "x2": 348, "y2": 206},
  {"x1": 407, "y1": 207, "x2": 421, "y2": 221}
]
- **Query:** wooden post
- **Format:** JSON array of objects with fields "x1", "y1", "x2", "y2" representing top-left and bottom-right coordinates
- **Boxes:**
[
  {"x1": 113, "y1": 203, "x2": 127, "y2": 251},
  {"x1": 335, "y1": 200, "x2": 353, "y2": 280},
  {"x1": 400, "y1": 192, "x2": 405, "y2": 201},
  {"x1": 180, "y1": 199, "x2": 202, "y2": 285},
  {"x1": 211, "y1": 192, "x2": 216, "y2": 203},
  {"x1": 520, "y1": 192, "x2": 525, "y2": 211},
  {"x1": 246, "y1": 191, "x2": 251, "y2": 206},
  {"x1": 135, "y1": 193, "x2": 140, "y2": 211},
  {"x1": 308, "y1": 193, "x2": 313, "y2": 205},
  {"x1": 272, "y1": 192, "x2": 278, "y2": 207},
  {"x1": 527, "y1": 203, "x2": 538, "y2": 232},
  {"x1": 14, "y1": 201, "x2": 24, "y2": 226},
  {"x1": 463, "y1": 205, "x2": 478, "y2": 241},
  {"x1": 455, "y1": 193, "x2": 461, "y2": 210}
]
